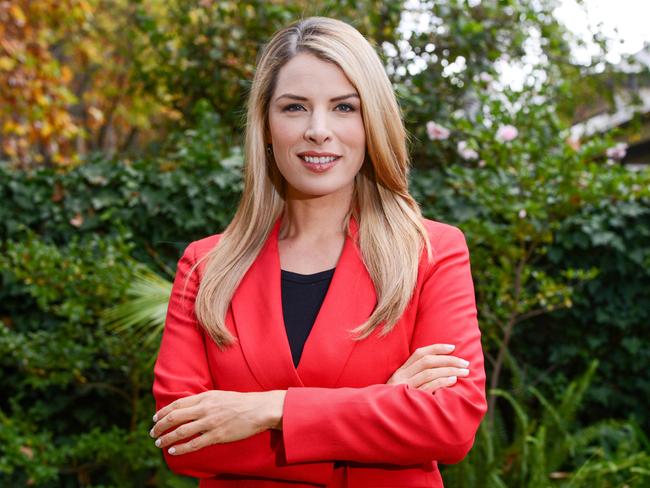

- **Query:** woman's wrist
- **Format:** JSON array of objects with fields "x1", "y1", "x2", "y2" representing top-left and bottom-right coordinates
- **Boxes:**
[{"x1": 265, "y1": 390, "x2": 287, "y2": 430}]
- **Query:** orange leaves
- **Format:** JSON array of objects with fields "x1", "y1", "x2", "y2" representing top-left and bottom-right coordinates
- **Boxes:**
[
  {"x1": 0, "y1": 0, "x2": 170, "y2": 168},
  {"x1": 0, "y1": 1, "x2": 85, "y2": 167},
  {"x1": 9, "y1": 5, "x2": 27, "y2": 27},
  {"x1": 86, "y1": 106, "x2": 105, "y2": 130},
  {"x1": 51, "y1": 181, "x2": 65, "y2": 203},
  {"x1": 0, "y1": 55, "x2": 16, "y2": 70}
]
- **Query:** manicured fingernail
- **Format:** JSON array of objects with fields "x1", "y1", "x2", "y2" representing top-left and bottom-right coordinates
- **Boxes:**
[
  {"x1": 459, "y1": 368, "x2": 469, "y2": 376},
  {"x1": 442, "y1": 344, "x2": 455, "y2": 351},
  {"x1": 460, "y1": 360, "x2": 470, "y2": 367},
  {"x1": 155, "y1": 438, "x2": 161, "y2": 447},
  {"x1": 448, "y1": 376, "x2": 457, "y2": 383},
  {"x1": 149, "y1": 429, "x2": 155, "y2": 438},
  {"x1": 168, "y1": 447, "x2": 176, "y2": 455},
  {"x1": 152, "y1": 414, "x2": 158, "y2": 422}
]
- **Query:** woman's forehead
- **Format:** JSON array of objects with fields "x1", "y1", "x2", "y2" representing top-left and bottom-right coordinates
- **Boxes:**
[{"x1": 273, "y1": 54, "x2": 357, "y2": 99}]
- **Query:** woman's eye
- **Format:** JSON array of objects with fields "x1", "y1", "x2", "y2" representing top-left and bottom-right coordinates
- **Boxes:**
[
  {"x1": 282, "y1": 104, "x2": 305, "y2": 112},
  {"x1": 336, "y1": 103, "x2": 355, "y2": 112}
]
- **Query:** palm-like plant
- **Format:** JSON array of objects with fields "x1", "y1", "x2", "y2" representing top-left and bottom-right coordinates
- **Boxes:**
[{"x1": 101, "y1": 264, "x2": 172, "y2": 357}]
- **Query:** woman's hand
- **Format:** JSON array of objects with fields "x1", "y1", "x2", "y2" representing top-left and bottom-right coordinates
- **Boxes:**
[
  {"x1": 386, "y1": 344, "x2": 469, "y2": 393},
  {"x1": 149, "y1": 390, "x2": 286, "y2": 456}
]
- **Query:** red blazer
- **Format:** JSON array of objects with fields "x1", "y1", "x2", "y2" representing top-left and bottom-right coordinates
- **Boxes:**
[{"x1": 153, "y1": 215, "x2": 487, "y2": 487}]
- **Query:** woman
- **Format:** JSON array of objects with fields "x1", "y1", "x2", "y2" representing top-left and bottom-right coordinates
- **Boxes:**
[{"x1": 151, "y1": 16, "x2": 486, "y2": 487}]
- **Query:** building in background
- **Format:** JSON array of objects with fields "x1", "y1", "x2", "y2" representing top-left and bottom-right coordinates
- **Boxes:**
[{"x1": 571, "y1": 45, "x2": 650, "y2": 170}]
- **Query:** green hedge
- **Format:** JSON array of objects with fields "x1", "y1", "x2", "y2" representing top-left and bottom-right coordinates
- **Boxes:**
[
  {"x1": 0, "y1": 114, "x2": 242, "y2": 485},
  {"x1": 514, "y1": 199, "x2": 650, "y2": 430}
]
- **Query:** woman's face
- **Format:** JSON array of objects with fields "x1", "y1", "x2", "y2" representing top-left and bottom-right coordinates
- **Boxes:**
[{"x1": 267, "y1": 53, "x2": 366, "y2": 200}]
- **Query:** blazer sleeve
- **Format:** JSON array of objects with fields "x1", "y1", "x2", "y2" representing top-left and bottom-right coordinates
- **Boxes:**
[
  {"x1": 152, "y1": 242, "x2": 334, "y2": 484},
  {"x1": 281, "y1": 225, "x2": 487, "y2": 465}
]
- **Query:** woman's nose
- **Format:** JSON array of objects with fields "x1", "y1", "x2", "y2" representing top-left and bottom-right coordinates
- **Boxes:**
[{"x1": 304, "y1": 111, "x2": 332, "y2": 144}]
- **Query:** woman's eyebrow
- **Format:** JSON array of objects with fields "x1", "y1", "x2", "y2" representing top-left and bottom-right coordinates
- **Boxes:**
[{"x1": 274, "y1": 93, "x2": 360, "y2": 102}]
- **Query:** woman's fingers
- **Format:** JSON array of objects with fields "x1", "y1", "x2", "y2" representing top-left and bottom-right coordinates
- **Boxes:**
[
  {"x1": 386, "y1": 343, "x2": 471, "y2": 392},
  {"x1": 152, "y1": 391, "x2": 206, "y2": 423},
  {"x1": 150, "y1": 404, "x2": 204, "y2": 438},
  {"x1": 400, "y1": 343, "x2": 456, "y2": 369},
  {"x1": 399, "y1": 353, "x2": 470, "y2": 380},
  {"x1": 155, "y1": 417, "x2": 206, "y2": 450},
  {"x1": 418, "y1": 375, "x2": 459, "y2": 393},
  {"x1": 166, "y1": 426, "x2": 234, "y2": 455},
  {"x1": 151, "y1": 390, "x2": 277, "y2": 454},
  {"x1": 387, "y1": 344, "x2": 470, "y2": 388},
  {"x1": 409, "y1": 366, "x2": 469, "y2": 389}
]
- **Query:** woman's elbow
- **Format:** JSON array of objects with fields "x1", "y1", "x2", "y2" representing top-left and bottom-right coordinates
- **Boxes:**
[
  {"x1": 422, "y1": 397, "x2": 487, "y2": 465},
  {"x1": 435, "y1": 435, "x2": 478, "y2": 465}
]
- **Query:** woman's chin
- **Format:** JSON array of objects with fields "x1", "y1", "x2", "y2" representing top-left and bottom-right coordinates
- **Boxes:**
[{"x1": 285, "y1": 182, "x2": 354, "y2": 201}]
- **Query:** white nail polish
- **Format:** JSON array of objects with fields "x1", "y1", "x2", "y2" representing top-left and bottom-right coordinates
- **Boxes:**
[
  {"x1": 152, "y1": 414, "x2": 158, "y2": 422},
  {"x1": 149, "y1": 429, "x2": 155, "y2": 438},
  {"x1": 155, "y1": 438, "x2": 161, "y2": 447},
  {"x1": 168, "y1": 447, "x2": 176, "y2": 455},
  {"x1": 459, "y1": 368, "x2": 469, "y2": 375}
]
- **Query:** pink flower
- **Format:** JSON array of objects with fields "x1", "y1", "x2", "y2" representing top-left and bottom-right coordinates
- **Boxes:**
[
  {"x1": 518, "y1": 209, "x2": 527, "y2": 219},
  {"x1": 426, "y1": 121, "x2": 451, "y2": 140},
  {"x1": 495, "y1": 124, "x2": 518, "y2": 142},
  {"x1": 479, "y1": 72, "x2": 493, "y2": 83},
  {"x1": 457, "y1": 140, "x2": 478, "y2": 160},
  {"x1": 69, "y1": 213, "x2": 84, "y2": 228},
  {"x1": 606, "y1": 142, "x2": 628, "y2": 160},
  {"x1": 478, "y1": 159, "x2": 486, "y2": 167},
  {"x1": 566, "y1": 135, "x2": 581, "y2": 151}
]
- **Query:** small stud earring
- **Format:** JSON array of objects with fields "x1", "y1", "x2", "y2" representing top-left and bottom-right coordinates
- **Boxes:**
[{"x1": 266, "y1": 143, "x2": 273, "y2": 155}]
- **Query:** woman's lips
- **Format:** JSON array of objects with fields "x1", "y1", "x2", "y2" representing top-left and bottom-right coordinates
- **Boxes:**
[{"x1": 298, "y1": 155, "x2": 340, "y2": 173}]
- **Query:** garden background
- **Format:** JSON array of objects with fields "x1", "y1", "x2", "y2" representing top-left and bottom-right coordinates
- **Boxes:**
[{"x1": 1, "y1": 0, "x2": 650, "y2": 486}]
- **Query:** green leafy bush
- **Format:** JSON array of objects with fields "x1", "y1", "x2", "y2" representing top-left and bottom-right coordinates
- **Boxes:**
[
  {"x1": 443, "y1": 362, "x2": 650, "y2": 487},
  {"x1": 0, "y1": 231, "x2": 172, "y2": 486},
  {"x1": 0, "y1": 116, "x2": 243, "y2": 269},
  {"x1": 514, "y1": 198, "x2": 650, "y2": 430}
]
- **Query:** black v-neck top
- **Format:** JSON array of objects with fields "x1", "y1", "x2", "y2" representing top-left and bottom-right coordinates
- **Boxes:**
[{"x1": 280, "y1": 267, "x2": 336, "y2": 368}]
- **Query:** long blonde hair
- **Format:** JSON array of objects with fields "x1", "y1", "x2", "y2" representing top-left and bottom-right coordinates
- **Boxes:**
[{"x1": 189, "y1": 16, "x2": 432, "y2": 348}]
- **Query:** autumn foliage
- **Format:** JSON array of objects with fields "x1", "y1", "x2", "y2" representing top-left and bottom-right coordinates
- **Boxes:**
[{"x1": 0, "y1": 0, "x2": 177, "y2": 168}]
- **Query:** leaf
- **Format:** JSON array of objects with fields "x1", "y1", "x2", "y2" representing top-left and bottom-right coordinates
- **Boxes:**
[
  {"x1": 0, "y1": 56, "x2": 16, "y2": 70},
  {"x1": 100, "y1": 265, "x2": 172, "y2": 352}
]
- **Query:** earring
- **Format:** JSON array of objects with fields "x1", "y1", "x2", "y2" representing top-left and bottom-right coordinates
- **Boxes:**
[{"x1": 266, "y1": 143, "x2": 273, "y2": 155}]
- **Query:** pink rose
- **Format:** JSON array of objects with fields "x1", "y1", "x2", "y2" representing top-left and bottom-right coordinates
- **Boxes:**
[
  {"x1": 605, "y1": 142, "x2": 628, "y2": 160},
  {"x1": 457, "y1": 141, "x2": 478, "y2": 160},
  {"x1": 495, "y1": 124, "x2": 518, "y2": 142},
  {"x1": 426, "y1": 121, "x2": 451, "y2": 140},
  {"x1": 566, "y1": 135, "x2": 581, "y2": 151},
  {"x1": 479, "y1": 72, "x2": 493, "y2": 83}
]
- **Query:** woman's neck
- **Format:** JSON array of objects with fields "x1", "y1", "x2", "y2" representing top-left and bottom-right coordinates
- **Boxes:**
[{"x1": 279, "y1": 190, "x2": 352, "y2": 242}]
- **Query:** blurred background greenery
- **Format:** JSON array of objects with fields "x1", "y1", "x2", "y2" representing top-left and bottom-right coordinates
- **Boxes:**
[{"x1": 1, "y1": 0, "x2": 649, "y2": 486}]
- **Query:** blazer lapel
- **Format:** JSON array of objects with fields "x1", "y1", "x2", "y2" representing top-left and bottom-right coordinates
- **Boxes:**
[
  {"x1": 230, "y1": 215, "x2": 377, "y2": 391},
  {"x1": 296, "y1": 216, "x2": 377, "y2": 386},
  {"x1": 230, "y1": 216, "x2": 302, "y2": 390}
]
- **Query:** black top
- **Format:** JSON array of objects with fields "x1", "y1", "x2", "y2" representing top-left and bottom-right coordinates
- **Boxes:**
[{"x1": 280, "y1": 267, "x2": 336, "y2": 368}]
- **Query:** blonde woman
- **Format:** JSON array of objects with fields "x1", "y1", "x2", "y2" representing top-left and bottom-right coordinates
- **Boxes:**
[{"x1": 151, "y1": 16, "x2": 486, "y2": 487}]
